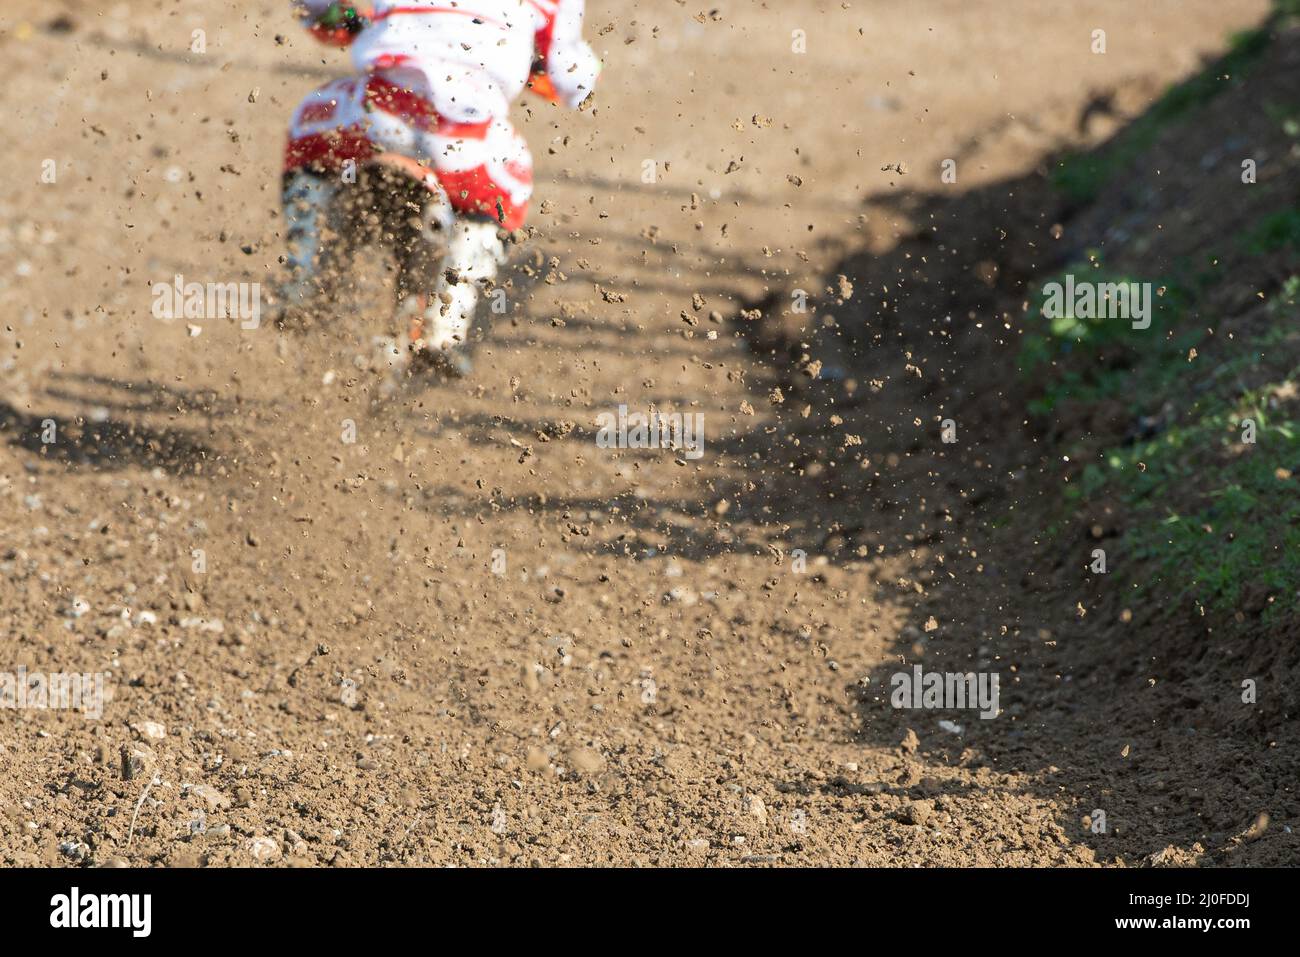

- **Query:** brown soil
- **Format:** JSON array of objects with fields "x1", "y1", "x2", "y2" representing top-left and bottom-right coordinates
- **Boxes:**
[{"x1": 0, "y1": 0, "x2": 1293, "y2": 867}]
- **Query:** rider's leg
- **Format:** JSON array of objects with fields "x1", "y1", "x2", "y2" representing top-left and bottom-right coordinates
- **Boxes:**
[
  {"x1": 363, "y1": 66, "x2": 532, "y2": 374},
  {"x1": 419, "y1": 115, "x2": 532, "y2": 356},
  {"x1": 276, "y1": 168, "x2": 341, "y2": 324},
  {"x1": 277, "y1": 76, "x2": 372, "y2": 324},
  {"x1": 420, "y1": 218, "x2": 506, "y2": 352}
]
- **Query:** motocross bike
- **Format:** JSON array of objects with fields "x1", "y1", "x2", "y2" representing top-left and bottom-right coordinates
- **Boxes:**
[{"x1": 275, "y1": 3, "x2": 561, "y2": 386}]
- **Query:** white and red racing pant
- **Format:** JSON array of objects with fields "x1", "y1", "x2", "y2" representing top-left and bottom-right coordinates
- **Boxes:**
[{"x1": 284, "y1": 66, "x2": 533, "y2": 230}]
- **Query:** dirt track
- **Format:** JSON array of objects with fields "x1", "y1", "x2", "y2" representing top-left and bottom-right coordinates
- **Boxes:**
[{"x1": 1, "y1": 0, "x2": 1292, "y2": 866}]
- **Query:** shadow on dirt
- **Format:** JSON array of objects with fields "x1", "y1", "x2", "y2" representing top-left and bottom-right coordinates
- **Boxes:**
[
  {"x1": 404, "y1": 404, "x2": 802, "y2": 563},
  {"x1": 0, "y1": 373, "x2": 223, "y2": 473},
  {"x1": 731, "y1": 5, "x2": 1299, "y2": 867}
]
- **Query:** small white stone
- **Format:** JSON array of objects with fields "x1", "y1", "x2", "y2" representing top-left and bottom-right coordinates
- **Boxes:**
[
  {"x1": 187, "y1": 783, "x2": 231, "y2": 810},
  {"x1": 245, "y1": 836, "x2": 280, "y2": 863},
  {"x1": 132, "y1": 720, "x2": 167, "y2": 741},
  {"x1": 340, "y1": 678, "x2": 359, "y2": 708}
]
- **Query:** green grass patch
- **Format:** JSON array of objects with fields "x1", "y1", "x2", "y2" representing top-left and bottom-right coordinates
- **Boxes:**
[
  {"x1": 1245, "y1": 206, "x2": 1300, "y2": 253},
  {"x1": 1103, "y1": 382, "x2": 1300, "y2": 620},
  {"x1": 1066, "y1": 278, "x2": 1300, "y2": 620},
  {"x1": 1018, "y1": 263, "x2": 1193, "y2": 415}
]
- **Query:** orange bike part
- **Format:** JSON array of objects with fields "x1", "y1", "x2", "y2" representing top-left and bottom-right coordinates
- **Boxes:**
[{"x1": 526, "y1": 70, "x2": 561, "y2": 104}]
